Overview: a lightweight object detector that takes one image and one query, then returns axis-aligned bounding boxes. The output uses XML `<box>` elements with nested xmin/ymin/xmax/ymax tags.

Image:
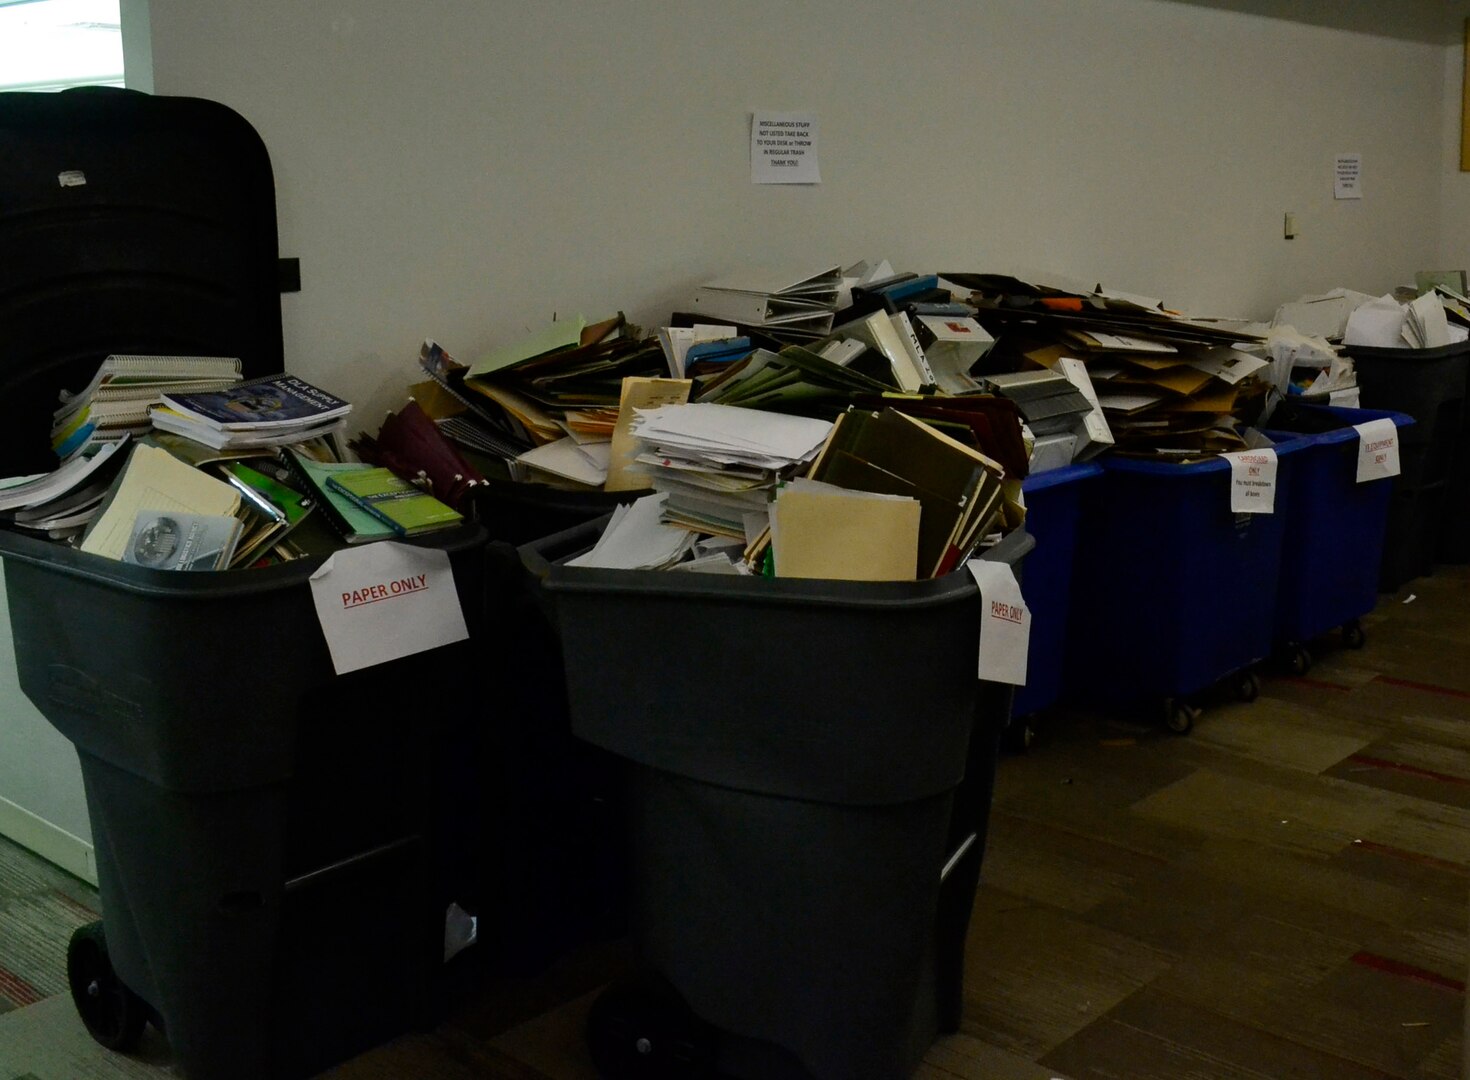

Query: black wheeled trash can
<box><xmin>532</xmin><ymin>528</ymin><xmax>1033</xmax><ymax>1080</ymax></box>
<box><xmin>0</xmin><ymin>524</ymin><xmax>487</xmax><ymax>1078</ymax></box>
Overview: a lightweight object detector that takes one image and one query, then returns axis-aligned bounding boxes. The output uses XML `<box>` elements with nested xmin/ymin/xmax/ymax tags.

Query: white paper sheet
<box><xmin>309</xmin><ymin>542</ymin><xmax>468</xmax><ymax>675</ymax></box>
<box><xmin>966</xmin><ymin>559</ymin><xmax>1030</xmax><ymax>686</ymax></box>
<box><xmin>1221</xmin><ymin>448</ymin><xmax>1278</xmax><ymax>514</ymax></box>
<box><xmin>1354</xmin><ymin>417</ymin><xmax>1401</xmax><ymax>482</ymax></box>
<box><xmin>750</xmin><ymin>112</ymin><xmax>821</xmax><ymax>184</ymax></box>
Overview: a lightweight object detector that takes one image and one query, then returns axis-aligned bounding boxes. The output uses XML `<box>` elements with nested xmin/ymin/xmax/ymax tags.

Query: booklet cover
<box><xmin>159</xmin><ymin>374</ymin><xmax>351</xmax><ymax>431</ymax></box>
<box><xmin>324</xmin><ymin>467</ymin><xmax>463</xmax><ymax>537</ymax></box>
<box><xmin>121</xmin><ymin>511</ymin><xmax>243</xmax><ymax>570</ymax></box>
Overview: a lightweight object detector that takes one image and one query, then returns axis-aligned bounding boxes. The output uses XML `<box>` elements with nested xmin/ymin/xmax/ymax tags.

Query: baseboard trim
<box><xmin>0</xmin><ymin>796</ymin><xmax>96</xmax><ymax>886</ymax></box>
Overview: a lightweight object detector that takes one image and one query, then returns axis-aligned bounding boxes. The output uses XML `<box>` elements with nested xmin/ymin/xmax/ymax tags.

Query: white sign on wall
<box><xmin>1334</xmin><ymin>153</ymin><xmax>1362</xmax><ymax>199</ymax></box>
<box><xmin>751</xmin><ymin>111</ymin><xmax>821</xmax><ymax>184</ymax></box>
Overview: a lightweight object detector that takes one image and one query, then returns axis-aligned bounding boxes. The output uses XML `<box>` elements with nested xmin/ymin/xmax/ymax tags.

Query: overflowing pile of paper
<box><xmin>412</xmin><ymin>318</ymin><xmax>668</xmax><ymax>486</ymax></box>
<box><xmin>769</xmin><ymin>406</ymin><xmax>1009</xmax><ymax>579</ymax></box>
<box><xmin>948</xmin><ymin>274</ymin><xmax>1274</xmax><ymax>461</ymax></box>
<box><xmin>1275</xmin><ymin>285</ymin><xmax>1470</xmax><ymax>349</ymax></box>
<box><xmin>628</xmin><ymin>402</ymin><xmax>832</xmax><ymax>541</ymax></box>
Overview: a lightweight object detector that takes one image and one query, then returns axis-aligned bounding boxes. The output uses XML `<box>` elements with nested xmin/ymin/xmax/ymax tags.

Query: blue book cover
<box><xmin>160</xmin><ymin>374</ymin><xmax>351</xmax><ymax>431</ymax></box>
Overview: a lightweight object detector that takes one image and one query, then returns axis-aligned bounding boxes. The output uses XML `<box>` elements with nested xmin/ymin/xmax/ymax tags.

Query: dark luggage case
<box><xmin>0</xmin><ymin>87</ymin><xmax>487</xmax><ymax>1078</ymax></box>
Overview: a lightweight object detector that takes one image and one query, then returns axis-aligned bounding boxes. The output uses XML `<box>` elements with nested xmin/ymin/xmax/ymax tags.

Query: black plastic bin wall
<box><xmin>1263</xmin><ymin>403</ymin><xmax>1414</xmax><ymax>668</ymax></box>
<box><xmin>537</xmin><ymin>529</ymin><xmax>1033</xmax><ymax>1080</ymax></box>
<box><xmin>471</xmin><ymin>480</ymin><xmax>651</xmax><ymax>545</ymax></box>
<box><xmin>0</xmin><ymin>87</ymin><xmax>285</xmax><ymax>476</ymax></box>
<box><xmin>1341</xmin><ymin>341</ymin><xmax>1469</xmax><ymax>585</ymax></box>
<box><xmin>1062</xmin><ymin>435</ymin><xmax>1308</xmax><ymax>729</ymax></box>
<box><xmin>0</xmin><ymin>525</ymin><xmax>487</xmax><ymax>1079</ymax></box>
<box><xmin>466</xmin><ymin>525</ymin><xmax>637</xmax><ymax>976</ymax></box>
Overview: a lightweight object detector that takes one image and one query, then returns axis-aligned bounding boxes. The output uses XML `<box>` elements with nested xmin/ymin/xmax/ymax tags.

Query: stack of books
<box><xmin>149</xmin><ymin>373</ymin><xmax>352</xmax><ymax>451</ymax></box>
<box><xmin>50</xmin><ymin>355</ymin><xmax>243</xmax><ymax>462</ymax></box>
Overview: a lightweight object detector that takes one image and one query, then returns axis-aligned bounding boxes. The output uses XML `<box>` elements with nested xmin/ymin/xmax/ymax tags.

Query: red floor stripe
<box><xmin>0</xmin><ymin>964</ymin><xmax>43</xmax><ymax>1007</ymax></box>
<box><xmin>1351</xmin><ymin>951</ymin><xmax>1466</xmax><ymax>994</ymax></box>
<box><xmin>1279</xmin><ymin>676</ymin><xmax>1351</xmax><ymax>692</ymax></box>
<box><xmin>1345</xmin><ymin>754</ymin><xmax>1470</xmax><ymax>788</ymax></box>
<box><xmin>1352</xmin><ymin>840</ymin><xmax>1470</xmax><ymax>876</ymax></box>
<box><xmin>1373</xmin><ymin>675</ymin><xmax>1470</xmax><ymax>701</ymax></box>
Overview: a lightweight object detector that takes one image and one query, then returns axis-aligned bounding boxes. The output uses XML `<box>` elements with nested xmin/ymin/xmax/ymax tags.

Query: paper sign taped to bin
<box><xmin>966</xmin><ymin>559</ymin><xmax>1029</xmax><ymax>686</ymax></box>
<box><xmin>309</xmin><ymin>542</ymin><xmax>468</xmax><ymax>674</ymax></box>
<box><xmin>1221</xmin><ymin>448</ymin><xmax>1277</xmax><ymax>514</ymax></box>
<box><xmin>1354</xmin><ymin>417</ymin><xmax>1400</xmax><ymax>483</ymax></box>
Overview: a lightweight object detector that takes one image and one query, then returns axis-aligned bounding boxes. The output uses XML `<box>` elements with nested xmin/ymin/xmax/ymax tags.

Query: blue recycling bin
<box><xmin>1012</xmin><ymin>462</ymin><xmax>1102</xmax><ymax>724</ymax></box>
<box><xmin>1264</xmin><ymin>404</ymin><xmax>1414</xmax><ymax>671</ymax></box>
<box><xmin>1062</xmin><ymin>434</ymin><xmax>1309</xmax><ymax>733</ymax></box>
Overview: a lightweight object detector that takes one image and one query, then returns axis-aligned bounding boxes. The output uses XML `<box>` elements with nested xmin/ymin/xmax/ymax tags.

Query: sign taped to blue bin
<box><xmin>966</xmin><ymin>558</ymin><xmax>1030</xmax><ymax>685</ymax></box>
<box><xmin>1353</xmin><ymin>417</ymin><xmax>1401</xmax><ymax>482</ymax></box>
<box><xmin>309</xmin><ymin>541</ymin><xmax>468</xmax><ymax>674</ymax></box>
<box><xmin>1221</xmin><ymin>448</ymin><xmax>1277</xmax><ymax>513</ymax></box>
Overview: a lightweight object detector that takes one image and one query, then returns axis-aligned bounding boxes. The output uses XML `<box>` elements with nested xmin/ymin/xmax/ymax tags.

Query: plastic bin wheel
<box><xmin>1280</xmin><ymin>644</ymin><xmax>1313</xmax><ymax>677</ymax></box>
<box><xmin>67</xmin><ymin>922</ymin><xmax>148</xmax><ymax>1051</ymax></box>
<box><xmin>1002</xmin><ymin>720</ymin><xmax>1034</xmax><ymax>754</ymax></box>
<box><xmin>586</xmin><ymin>973</ymin><xmax>713</xmax><ymax>1080</ymax></box>
<box><xmin>1164</xmin><ymin>700</ymin><xmax>1199</xmax><ymax>735</ymax></box>
<box><xmin>1234</xmin><ymin>671</ymin><xmax>1262</xmax><ymax>703</ymax></box>
<box><xmin>1342</xmin><ymin>619</ymin><xmax>1367</xmax><ymax>650</ymax></box>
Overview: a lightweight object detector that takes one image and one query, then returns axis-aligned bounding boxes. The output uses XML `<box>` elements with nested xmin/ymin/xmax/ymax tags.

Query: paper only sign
<box><xmin>309</xmin><ymin>542</ymin><xmax>468</xmax><ymax>675</ymax></box>
<box><xmin>966</xmin><ymin>559</ymin><xmax>1030</xmax><ymax>686</ymax></box>
<box><xmin>1353</xmin><ymin>417</ymin><xmax>1400</xmax><ymax>483</ymax></box>
<box><xmin>1221</xmin><ymin>447</ymin><xmax>1278</xmax><ymax>514</ymax></box>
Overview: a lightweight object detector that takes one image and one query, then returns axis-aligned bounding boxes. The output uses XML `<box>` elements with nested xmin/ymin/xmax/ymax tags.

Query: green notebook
<box><xmin>324</xmin><ymin>466</ymin><xmax>463</xmax><ymax>537</ymax></box>
<box><xmin>282</xmin><ymin>452</ymin><xmax>397</xmax><ymax>544</ymax></box>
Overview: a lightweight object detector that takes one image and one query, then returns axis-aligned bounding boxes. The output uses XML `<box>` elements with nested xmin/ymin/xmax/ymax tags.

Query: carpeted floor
<box><xmin>0</xmin><ymin>832</ymin><xmax>99</xmax><ymax>1015</ymax></box>
<box><xmin>0</xmin><ymin>568</ymin><xmax>1466</xmax><ymax>1079</ymax></box>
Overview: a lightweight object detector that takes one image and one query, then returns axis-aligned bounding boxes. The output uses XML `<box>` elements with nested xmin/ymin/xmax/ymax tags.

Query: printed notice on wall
<box><xmin>1334</xmin><ymin>153</ymin><xmax>1362</xmax><ymax>199</ymax></box>
<box><xmin>309</xmin><ymin>541</ymin><xmax>468</xmax><ymax>674</ymax></box>
<box><xmin>1221</xmin><ymin>448</ymin><xmax>1278</xmax><ymax>514</ymax></box>
<box><xmin>751</xmin><ymin>111</ymin><xmax>821</xmax><ymax>184</ymax></box>
<box><xmin>966</xmin><ymin>559</ymin><xmax>1030</xmax><ymax>686</ymax></box>
<box><xmin>1354</xmin><ymin>417</ymin><xmax>1401</xmax><ymax>482</ymax></box>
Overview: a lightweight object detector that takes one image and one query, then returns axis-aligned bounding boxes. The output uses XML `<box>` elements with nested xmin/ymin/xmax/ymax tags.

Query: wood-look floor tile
<box><xmin>1040</xmin><ymin>984</ymin><xmax>1408</xmax><ymax>1080</ymax></box>
<box><xmin>1129</xmin><ymin>767</ymin><xmax>1393</xmax><ymax>857</ymax></box>
<box><xmin>918</xmin><ymin>1032</ymin><xmax>1073</xmax><ymax>1079</ymax></box>
<box><xmin>960</xmin><ymin>888</ymin><xmax>1177</xmax><ymax>1058</ymax></box>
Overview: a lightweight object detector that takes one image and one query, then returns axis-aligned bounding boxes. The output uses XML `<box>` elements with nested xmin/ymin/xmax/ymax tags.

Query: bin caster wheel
<box><xmin>1164</xmin><ymin>701</ymin><xmax>1199</xmax><ymax>735</ymax></box>
<box><xmin>1003</xmin><ymin>721</ymin><xmax>1034</xmax><ymax>754</ymax></box>
<box><xmin>1342</xmin><ymin>620</ymin><xmax>1366</xmax><ymax>650</ymax></box>
<box><xmin>1235</xmin><ymin>671</ymin><xmax>1261</xmax><ymax>703</ymax></box>
<box><xmin>1284</xmin><ymin>645</ymin><xmax>1312</xmax><ymax>677</ymax></box>
<box><xmin>67</xmin><ymin>922</ymin><xmax>147</xmax><ymax>1052</ymax></box>
<box><xmin>586</xmin><ymin>974</ymin><xmax>713</xmax><ymax>1079</ymax></box>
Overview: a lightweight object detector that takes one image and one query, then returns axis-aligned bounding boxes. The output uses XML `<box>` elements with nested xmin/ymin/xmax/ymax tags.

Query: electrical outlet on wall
<box><xmin>1284</xmin><ymin>212</ymin><xmax>1297</xmax><ymax>240</ymax></box>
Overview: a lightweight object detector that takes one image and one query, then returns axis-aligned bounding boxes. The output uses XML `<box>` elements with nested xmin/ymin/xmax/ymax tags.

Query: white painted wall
<box><xmin>1</xmin><ymin>0</ymin><xmax>1464</xmax><ymax>868</ymax></box>
<box><xmin>0</xmin><ymin>576</ymin><xmax>93</xmax><ymax>848</ymax></box>
<box><xmin>140</xmin><ymin>0</ymin><xmax>1449</xmax><ymax>424</ymax></box>
<box><xmin>1441</xmin><ymin>45</ymin><xmax>1470</xmax><ymax>270</ymax></box>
